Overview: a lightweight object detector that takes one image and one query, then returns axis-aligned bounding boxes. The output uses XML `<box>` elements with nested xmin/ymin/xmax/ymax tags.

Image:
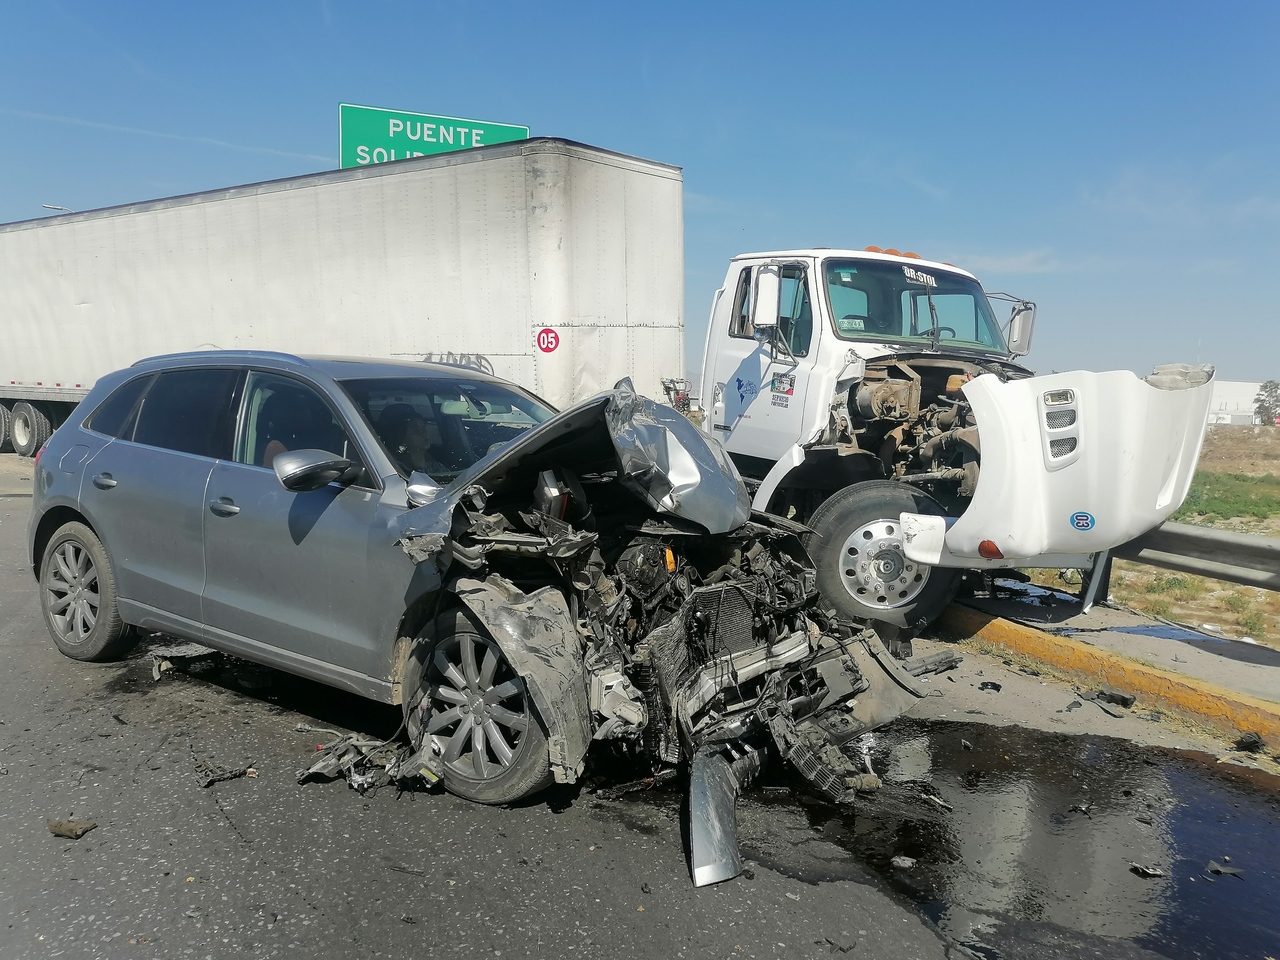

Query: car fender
<box><xmin>453</xmin><ymin>575</ymin><xmax>591</xmax><ymax>784</ymax></box>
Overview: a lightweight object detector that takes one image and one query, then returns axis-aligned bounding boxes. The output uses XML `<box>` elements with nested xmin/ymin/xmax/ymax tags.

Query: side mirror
<box><xmin>406</xmin><ymin>470</ymin><xmax>443</xmax><ymax>507</ymax></box>
<box><xmin>1007</xmin><ymin>302</ymin><xmax>1036</xmax><ymax>357</ymax></box>
<box><xmin>751</xmin><ymin>264</ymin><xmax>781</xmax><ymax>330</ymax></box>
<box><xmin>274</xmin><ymin>448</ymin><xmax>356</xmax><ymax>492</ymax></box>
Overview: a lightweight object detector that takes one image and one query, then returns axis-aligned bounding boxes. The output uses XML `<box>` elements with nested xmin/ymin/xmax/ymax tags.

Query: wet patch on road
<box><xmin>785</xmin><ymin>719</ymin><xmax>1280</xmax><ymax>960</ymax></box>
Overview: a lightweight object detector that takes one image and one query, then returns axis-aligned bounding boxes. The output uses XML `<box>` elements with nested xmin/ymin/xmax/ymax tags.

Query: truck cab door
<box><xmin>705</xmin><ymin>263</ymin><xmax>821</xmax><ymax>461</ymax></box>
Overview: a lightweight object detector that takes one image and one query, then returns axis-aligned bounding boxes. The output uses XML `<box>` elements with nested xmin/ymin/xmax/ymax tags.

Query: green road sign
<box><xmin>339</xmin><ymin>104</ymin><xmax>529</xmax><ymax>168</ymax></box>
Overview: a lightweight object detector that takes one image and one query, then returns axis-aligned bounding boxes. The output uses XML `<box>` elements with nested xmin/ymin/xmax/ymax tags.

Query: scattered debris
<box><xmin>1096</xmin><ymin>688</ymin><xmax>1137</xmax><ymax>709</ymax></box>
<box><xmin>641</xmin><ymin>882</ymin><xmax>651</xmax><ymax>894</ymax></box>
<box><xmin>1207</xmin><ymin>860</ymin><xmax>1243</xmax><ymax>877</ymax></box>
<box><xmin>1135</xmin><ymin>814</ymin><xmax>1155</xmax><ymax>825</ymax></box>
<box><xmin>1069</xmin><ymin>802</ymin><xmax>1094</xmax><ymax>817</ymax></box>
<box><xmin>1076</xmin><ymin>689</ymin><xmax>1126</xmax><ymax>718</ymax></box>
<box><xmin>1128</xmin><ymin>862</ymin><xmax>1164</xmax><ymax>878</ymax></box>
<box><xmin>1018</xmin><ymin>666</ymin><xmax>1041</xmax><ymax>677</ymax></box>
<box><xmin>1061</xmin><ymin>700</ymin><xmax>1083</xmax><ymax>713</ymax></box>
<box><xmin>1234</xmin><ymin>732</ymin><xmax>1265</xmax><ymax>753</ymax></box>
<box><xmin>961</xmin><ymin>739</ymin><xmax>973</xmax><ymax>751</ymax></box>
<box><xmin>595</xmin><ymin>769</ymin><xmax>679</xmax><ymax>800</ymax></box>
<box><xmin>47</xmin><ymin>818</ymin><xmax>97</xmax><ymax>839</ymax></box>
<box><xmin>110</xmin><ymin>714</ymin><xmax>128</xmax><ymax>725</ymax></box>
<box><xmin>890</xmin><ymin>855</ymin><xmax>917</xmax><ymax>869</ymax></box>
<box><xmin>194</xmin><ymin>761</ymin><xmax>256</xmax><ymax>788</ymax></box>
<box><xmin>149</xmin><ymin>642</ymin><xmax>220</xmax><ymax>680</ymax></box>
<box><xmin>977</xmin><ymin>681</ymin><xmax>1002</xmax><ymax>693</ymax></box>
<box><xmin>785</xmin><ymin>892</ymin><xmax>801</xmax><ymax>901</ymax></box>
<box><xmin>297</xmin><ymin>731</ymin><xmax>439</xmax><ymax>794</ymax></box>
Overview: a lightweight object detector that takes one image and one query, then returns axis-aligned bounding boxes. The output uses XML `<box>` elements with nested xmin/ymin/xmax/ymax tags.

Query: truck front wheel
<box><xmin>804</xmin><ymin>481</ymin><xmax>960</xmax><ymax>632</ymax></box>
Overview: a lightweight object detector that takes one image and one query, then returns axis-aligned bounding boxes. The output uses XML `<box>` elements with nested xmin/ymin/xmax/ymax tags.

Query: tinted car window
<box><xmin>87</xmin><ymin>374</ymin><xmax>154</xmax><ymax>439</ymax></box>
<box><xmin>235</xmin><ymin>371</ymin><xmax>370</xmax><ymax>484</ymax></box>
<box><xmin>131</xmin><ymin>369</ymin><xmax>241</xmax><ymax>458</ymax></box>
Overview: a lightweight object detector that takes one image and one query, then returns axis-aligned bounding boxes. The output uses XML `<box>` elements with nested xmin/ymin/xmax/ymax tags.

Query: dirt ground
<box><xmin>1196</xmin><ymin>422</ymin><xmax>1280</xmax><ymax>477</ymax></box>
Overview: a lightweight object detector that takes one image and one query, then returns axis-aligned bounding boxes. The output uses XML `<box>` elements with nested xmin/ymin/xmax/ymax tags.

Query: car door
<box><xmin>708</xmin><ymin>263</ymin><xmax>822</xmax><ymax>461</ymax></box>
<box><xmin>78</xmin><ymin>368</ymin><xmax>242</xmax><ymax>630</ymax></box>
<box><xmin>200</xmin><ymin>371</ymin><xmax>420</xmax><ymax>679</ymax></box>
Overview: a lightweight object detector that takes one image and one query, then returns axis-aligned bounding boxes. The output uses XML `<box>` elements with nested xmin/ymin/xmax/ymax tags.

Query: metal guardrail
<box><xmin>1112</xmin><ymin>521</ymin><xmax>1280</xmax><ymax>592</ymax></box>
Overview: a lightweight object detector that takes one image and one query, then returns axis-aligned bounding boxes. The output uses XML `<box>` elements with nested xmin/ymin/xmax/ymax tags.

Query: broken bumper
<box><xmin>902</xmin><ymin>364</ymin><xmax>1214</xmax><ymax>567</ymax></box>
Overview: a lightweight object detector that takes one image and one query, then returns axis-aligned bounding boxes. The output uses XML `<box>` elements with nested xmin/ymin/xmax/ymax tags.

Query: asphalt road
<box><xmin>3</xmin><ymin>453</ymin><xmax>1277</xmax><ymax>960</ymax></box>
<box><xmin>0</xmin><ymin>455</ymin><xmax>947</xmax><ymax>960</ymax></box>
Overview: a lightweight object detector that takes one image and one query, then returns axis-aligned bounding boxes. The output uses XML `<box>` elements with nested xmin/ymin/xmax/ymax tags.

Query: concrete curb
<box><xmin>938</xmin><ymin>605</ymin><xmax>1280</xmax><ymax>750</ymax></box>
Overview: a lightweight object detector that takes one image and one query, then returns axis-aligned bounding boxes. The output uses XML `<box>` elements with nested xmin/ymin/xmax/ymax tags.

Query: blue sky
<box><xmin>3</xmin><ymin>1</ymin><xmax>1278</xmax><ymax>383</ymax></box>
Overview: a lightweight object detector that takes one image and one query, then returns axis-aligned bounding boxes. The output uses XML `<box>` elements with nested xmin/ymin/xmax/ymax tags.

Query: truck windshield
<box><xmin>824</xmin><ymin>259</ymin><xmax>1008</xmax><ymax>352</ymax></box>
<box><xmin>339</xmin><ymin>376</ymin><xmax>556</xmax><ymax>482</ymax></box>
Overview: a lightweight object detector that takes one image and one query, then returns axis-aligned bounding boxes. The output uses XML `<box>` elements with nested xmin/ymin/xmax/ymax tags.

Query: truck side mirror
<box><xmin>1007</xmin><ymin>302</ymin><xmax>1036</xmax><ymax>356</ymax></box>
<box><xmin>751</xmin><ymin>264</ymin><xmax>781</xmax><ymax>330</ymax></box>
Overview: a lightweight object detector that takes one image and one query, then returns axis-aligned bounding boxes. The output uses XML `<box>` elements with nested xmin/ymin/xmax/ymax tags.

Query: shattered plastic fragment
<box><xmin>47</xmin><ymin>818</ymin><xmax>97</xmax><ymax>839</ymax></box>
<box><xmin>1207</xmin><ymin>860</ymin><xmax>1243</xmax><ymax>877</ymax></box>
<box><xmin>1128</xmin><ymin>862</ymin><xmax>1165</xmax><ymax>878</ymax></box>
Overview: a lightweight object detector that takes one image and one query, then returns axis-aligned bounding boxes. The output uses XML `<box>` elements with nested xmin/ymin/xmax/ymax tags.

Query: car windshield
<box><xmin>339</xmin><ymin>376</ymin><xmax>556</xmax><ymax>482</ymax></box>
<box><xmin>824</xmin><ymin>258</ymin><xmax>1008</xmax><ymax>353</ymax></box>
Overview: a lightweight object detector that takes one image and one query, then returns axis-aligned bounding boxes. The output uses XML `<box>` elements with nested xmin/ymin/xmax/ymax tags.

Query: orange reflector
<box><xmin>902</xmin><ymin>251</ymin><xmax>921</xmax><ymax>259</ymax></box>
<box><xmin>665</xmin><ymin>547</ymin><xmax>676</xmax><ymax>572</ymax></box>
<box><xmin>863</xmin><ymin>245</ymin><xmax>883</xmax><ymax>253</ymax></box>
<box><xmin>883</xmin><ymin>248</ymin><xmax>901</xmax><ymax>256</ymax></box>
<box><xmin>978</xmin><ymin>540</ymin><xmax>1004</xmax><ymax>559</ymax></box>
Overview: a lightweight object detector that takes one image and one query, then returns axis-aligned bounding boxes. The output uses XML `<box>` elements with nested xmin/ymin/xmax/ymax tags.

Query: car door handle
<box><xmin>92</xmin><ymin>473</ymin><xmax>117</xmax><ymax>490</ymax></box>
<box><xmin>209</xmin><ymin>497</ymin><xmax>240</xmax><ymax>517</ymax></box>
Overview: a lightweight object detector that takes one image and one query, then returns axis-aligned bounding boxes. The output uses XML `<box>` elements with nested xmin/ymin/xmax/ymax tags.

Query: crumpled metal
<box><xmin>605</xmin><ymin>378</ymin><xmax>751</xmax><ymax>535</ymax></box>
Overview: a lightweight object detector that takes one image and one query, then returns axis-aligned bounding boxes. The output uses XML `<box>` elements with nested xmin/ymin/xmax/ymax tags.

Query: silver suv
<box><xmin>30</xmin><ymin>351</ymin><xmax>936</xmax><ymax>884</ymax></box>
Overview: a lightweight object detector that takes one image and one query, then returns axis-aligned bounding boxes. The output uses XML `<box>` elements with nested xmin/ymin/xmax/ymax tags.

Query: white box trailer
<box><xmin>0</xmin><ymin>138</ymin><xmax>684</xmax><ymax>455</ymax></box>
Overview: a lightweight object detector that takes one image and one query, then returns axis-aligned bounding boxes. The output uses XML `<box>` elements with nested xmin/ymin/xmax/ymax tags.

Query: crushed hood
<box><xmin>401</xmin><ymin>380</ymin><xmax>751</xmax><ymax>537</ymax></box>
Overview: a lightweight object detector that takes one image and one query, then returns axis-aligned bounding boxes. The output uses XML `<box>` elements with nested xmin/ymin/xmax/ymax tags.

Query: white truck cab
<box><xmin>700</xmin><ymin>248</ymin><xmax>1213</xmax><ymax>632</ymax></box>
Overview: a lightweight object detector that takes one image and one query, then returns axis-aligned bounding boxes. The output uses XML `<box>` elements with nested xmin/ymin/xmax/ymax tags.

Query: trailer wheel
<box><xmin>804</xmin><ymin>481</ymin><xmax>960</xmax><ymax>632</ymax></box>
<box><xmin>0</xmin><ymin>403</ymin><xmax>11</xmax><ymax>454</ymax></box>
<box><xmin>11</xmin><ymin>402</ymin><xmax>52</xmax><ymax>458</ymax></box>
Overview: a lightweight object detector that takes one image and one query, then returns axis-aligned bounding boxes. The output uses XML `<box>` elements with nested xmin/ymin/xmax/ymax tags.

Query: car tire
<box><xmin>402</xmin><ymin>607</ymin><xmax>552</xmax><ymax>805</ymax></box>
<box><xmin>0</xmin><ymin>403</ymin><xmax>12</xmax><ymax>454</ymax></box>
<box><xmin>11</xmin><ymin>401</ymin><xmax>52</xmax><ymax>458</ymax></box>
<box><xmin>40</xmin><ymin>521</ymin><xmax>137</xmax><ymax>662</ymax></box>
<box><xmin>804</xmin><ymin>481</ymin><xmax>960</xmax><ymax>632</ymax></box>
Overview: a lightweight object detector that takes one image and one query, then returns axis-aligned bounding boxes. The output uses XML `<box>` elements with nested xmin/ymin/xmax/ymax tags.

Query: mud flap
<box><xmin>454</xmin><ymin>575</ymin><xmax>592</xmax><ymax>784</ymax></box>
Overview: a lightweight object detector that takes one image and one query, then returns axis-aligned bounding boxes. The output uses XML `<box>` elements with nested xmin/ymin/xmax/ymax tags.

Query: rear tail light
<box><xmin>33</xmin><ymin>443</ymin><xmax>46</xmax><ymax>470</ymax></box>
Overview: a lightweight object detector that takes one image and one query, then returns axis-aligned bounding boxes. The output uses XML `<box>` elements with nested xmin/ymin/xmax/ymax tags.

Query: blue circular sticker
<box><xmin>1070</xmin><ymin>512</ymin><xmax>1096</xmax><ymax>531</ymax></box>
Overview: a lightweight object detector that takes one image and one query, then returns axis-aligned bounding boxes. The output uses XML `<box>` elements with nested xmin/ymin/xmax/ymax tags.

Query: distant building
<box><xmin>1207</xmin><ymin>379</ymin><xmax>1263</xmax><ymax>425</ymax></box>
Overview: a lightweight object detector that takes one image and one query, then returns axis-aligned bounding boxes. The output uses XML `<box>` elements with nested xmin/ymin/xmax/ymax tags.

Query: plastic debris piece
<box><xmin>1207</xmin><ymin>860</ymin><xmax>1243</xmax><ymax>877</ymax></box>
<box><xmin>978</xmin><ymin>681</ymin><xmax>1001</xmax><ymax>693</ymax></box>
<box><xmin>1097</xmin><ymin>688</ymin><xmax>1137</xmax><ymax>709</ymax></box>
<box><xmin>195</xmin><ymin>762</ymin><xmax>255</xmax><ymax>788</ymax></box>
<box><xmin>785</xmin><ymin>892</ymin><xmax>801</xmax><ymax>901</ymax></box>
<box><xmin>1128</xmin><ymin>862</ymin><xmax>1164</xmax><ymax>878</ymax></box>
<box><xmin>891</xmin><ymin>856</ymin><xmax>917</xmax><ymax>869</ymax></box>
<box><xmin>48</xmin><ymin>818</ymin><xmax>97</xmax><ymax>839</ymax></box>
<box><xmin>961</xmin><ymin>739</ymin><xmax>974</xmax><ymax>751</ymax></box>
<box><xmin>1234</xmin><ymin>732</ymin><xmax>1264</xmax><ymax>753</ymax></box>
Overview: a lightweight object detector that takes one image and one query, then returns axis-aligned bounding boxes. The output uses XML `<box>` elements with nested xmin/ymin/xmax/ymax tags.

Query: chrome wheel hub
<box><xmin>838</xmin><ymin>518</ymin><xmax>930</xmax><ymax>609</ymax></box>
<box><xmin>423</xmin><ymin>633</ymin><xmax>531</xmax><ymax>781</ymax></box>
<box><xmin>45</xmin><ymin>541</ymin><xmax>100</xmax><ymax>643</ymax></box>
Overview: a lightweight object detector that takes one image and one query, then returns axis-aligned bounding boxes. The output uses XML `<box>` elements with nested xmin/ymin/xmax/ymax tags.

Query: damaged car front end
<box><xmin>396</xmin><ymin>380</ymin><xmax>952</xmax><ymax>884</ymax></box>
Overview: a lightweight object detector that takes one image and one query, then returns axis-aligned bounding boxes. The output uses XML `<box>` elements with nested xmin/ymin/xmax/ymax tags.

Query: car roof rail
<box><xmin>131</xmin><ymin>349</ymin><xmax>309</xmax><ymax>367</ymax></box>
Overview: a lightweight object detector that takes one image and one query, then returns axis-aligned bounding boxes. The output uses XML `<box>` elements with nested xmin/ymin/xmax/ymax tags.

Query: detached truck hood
<box><xmin>901</xmin><ymin>364</ymin><xmax>1214</xmax><ymax>567</ymax></box>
